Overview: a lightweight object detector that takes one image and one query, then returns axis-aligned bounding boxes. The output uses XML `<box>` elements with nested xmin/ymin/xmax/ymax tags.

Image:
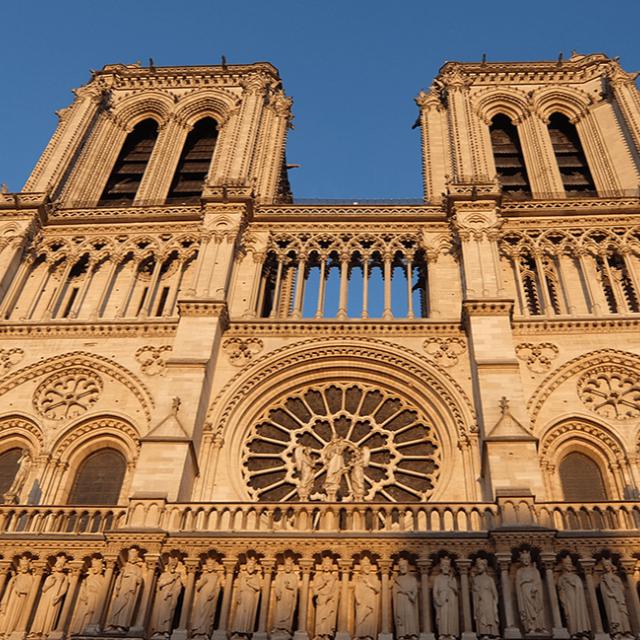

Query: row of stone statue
<box><xmin>0</xmin><ymin>547</ymin><xmax>637</xmax><ymax>640</ymax></box>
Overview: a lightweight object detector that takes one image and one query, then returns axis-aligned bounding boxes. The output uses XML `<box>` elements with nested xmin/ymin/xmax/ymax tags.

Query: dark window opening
<box><xmin>548</xmin><ymin>113</ymin><xmax>596</xmax><ymax>197</ymax></box>
<box><xmin>99</xmin><ymin>119</ymin><xmax>159</xmax><ymax>206</ymax></box>
<box><xmin>155</xmin><ymin>286</ymin><xmax>170</xmax><ymax>316</ymax></box>
<box><xmin>490</xmin><ymin>114</ymin><xmax>531</xmax><ymax>199</ymax></box>
<box><xmin>68</xmin><ymin>448</ymin><xmax>126</xmax><ymax>505</ymax></box>
<box><xmin>0</xmin><ymin>448</ymin><xmax>23</xmax><ymax>496</ymax></box>
<box><xmin>166</xmin><ymin>117</ymin><xmax>218</xmax><ymax>203</ymax></box>
<box><xmin>559</xmin><ymin>451</ymin><xmax>607</xmax><ymax>501</ymax></box>
<box><xmin>62</xmin><ymin>288</ymin><xmax>79</xmax><ymax>318</ymax></box>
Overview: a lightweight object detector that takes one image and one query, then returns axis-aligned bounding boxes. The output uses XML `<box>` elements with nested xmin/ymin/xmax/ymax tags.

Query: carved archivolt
<box><xmin>0</xmin><ymin>351</ymin><xmax>154</xmax><ymax>426</ymax></box>
<box><xmin>527</xmin><ymin>349</ymin><xmax>640</xmax><ymax>429</ymax></box>
<box><xmin>242</xmin><ymin>382</ymin><xmax>441</xmax><ymax>502</ymax></box>
<box><xmin>0</xmin><ymin>416</ymin><xmax>44</xmax><ymax>454</ymax></box>
<box><xmin>515</xmin><ymin>342</ymin><xmax>559</xmax><ymax>374</ymax></box>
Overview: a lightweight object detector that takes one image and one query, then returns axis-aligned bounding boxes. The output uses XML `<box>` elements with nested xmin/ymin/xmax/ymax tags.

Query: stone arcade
<box><xmin>0</xmin><ymin>52</ymin><xmax>639</xmax><ymax>640</ymax></box>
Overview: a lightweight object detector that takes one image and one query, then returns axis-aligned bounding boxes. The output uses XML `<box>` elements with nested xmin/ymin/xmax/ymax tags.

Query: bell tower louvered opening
<box><xmin>489</xmin><ymin>114</ymin><xmax>531</xmax><ymax>199</ymax></box>
<box><xmin>99</xmin><ymin>119</ymin><xmax>159</xmax><ymax>206</ymax></box>
<box><xmin>559</xmin><ymin>451</ymin><xmax>607</xmax><ymax>501</ymax></box>
<box><xmin>166</xmin><ymin>117</ymin><xmax>218</xmax><ymax>203</ymax></box>
<box><xmin>548</xmin><ymin>113</ymin><xmax>596</xmax><ymax>197</ymax></box>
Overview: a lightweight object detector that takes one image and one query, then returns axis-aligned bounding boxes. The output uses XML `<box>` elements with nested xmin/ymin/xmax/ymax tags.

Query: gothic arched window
<box><xmin>67</xmin><ymin>448</ymin><xmax>126</xmax><ymax>505</ymax></box>
<box><xmin>0</xmin><ymin>448</ymin><xmax>23</xmax><ymax>496</ymax></box>
<box><xmin>548</xmin><ymin>113</ymin><xmax>596</xmax><ymax>197</ymax></box>
<box><xmin>99</xmin><ymin>119</ymin><xmax>159</xmax><ymax>205</ymax></box>
<box><xmin>490</xmin><ymin>114</ymin><xmax>531</xmax><ymax>198</ymax></box>
<box><xmin>167</xmin><ymin>117</ymin><xmax>218</xmax><ymax>203</ymax></box>
<box><xmin>559</xmin><ymin>451</ymin><xmax>607</xmax><ymax>501</ymax></box>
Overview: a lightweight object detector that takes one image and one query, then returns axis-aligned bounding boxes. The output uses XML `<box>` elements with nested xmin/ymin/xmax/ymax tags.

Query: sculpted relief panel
<box><xmin>242</xmin><ymin>383</ymin><xmax>441</xmax><ymax>502</ymax></box>
<box><xmin>32</xmin><ymin>368</ymin><xmax>102</xmax><ymax>421</ymax></box>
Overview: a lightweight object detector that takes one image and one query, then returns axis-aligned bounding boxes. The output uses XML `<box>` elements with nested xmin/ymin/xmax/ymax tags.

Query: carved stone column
<box><xmin>171</xmin><ymin>559</ymin><xmax>198</xmax><ymax>640</ymax></box>
<box><xmin>496</xmin><ymin>554</ymin><xmax>521</xmax><ymax>639</ymax></box>
<box><xmin>14</xmin><ymin>561</ymin><xmax>46</xmax><ymax>638</ymax></box>
<box><xmin>578</xmin><ymin>559</ymin><xmax>609</xmax><ymax>640</ymax></box>
<box><xmin>131</xmin><ymin>554</ymin><xmax>159</xmax><ymax>636</ymax></box>
<box><xmin>254</xmin><ymin>558</ymin><xmax>275</xmax><ymax>640</ymax></box>
<box><xmin>212</xmin><ymin>559</ymin><xmax>236</xmax><ymax>640</ymax></box>
<box><xmin>621</xmin><ymin>558</ymin><xmax>640</xmax><ymax>633</ymax></box>
<box><xmin>378</xmin><ymin>559</ymin><xmax>393</xmax><ymax>640</ymax></box>
<box><xmin>458</xmin><ymin>560</ymin><xmax>476</xmax><ymax>640</ymax></box>
<box><xmin>335</xmin><ymin>560</ymin><xmax>351</xmax><ymax>640</ymax></box>
<box><xmin>294</xmin><ymin>558</ymin><xmax>313</xmax><ymax>640</ymax></box>
<box><xmin>49</xmin><ymin>560</ymin><xmax>84</xmax><ymax>640</ymax></box>
<box><xmin>94</xmin><ymin>556</ymin><xmax>118</xmax><ymax>633</ymax></box>
<box><xmin>541</xmin><ymin>554</ymin><xmax>569</xmax><ymax>639</ymax></box>
<box><xmin>417</xmin><ymin>557</ymin><xmax>435</xmax><ymax>640</ymax></box>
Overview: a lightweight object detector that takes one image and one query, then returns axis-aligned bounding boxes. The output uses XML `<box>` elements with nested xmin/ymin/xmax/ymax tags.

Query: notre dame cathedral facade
<box><xmin>0</xmin><ymin>51</ymin><xmax>639</xmax><ymax>640</ymax></box>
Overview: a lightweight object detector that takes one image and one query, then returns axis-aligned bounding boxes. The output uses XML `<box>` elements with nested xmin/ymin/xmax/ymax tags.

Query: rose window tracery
<box><xmin>33</xmin><ymin>368</ymin><xmax>103</xmax><ymax>420</ymax></box>
<box><xmin>242</xmin><ymin>383</ymin><xmax>441</xmax><ymax>502</ymax></box>
<box><xmin>577</xmin><ymin>367</ymin><xmax>640</xmax><ymax>420</ymax></box>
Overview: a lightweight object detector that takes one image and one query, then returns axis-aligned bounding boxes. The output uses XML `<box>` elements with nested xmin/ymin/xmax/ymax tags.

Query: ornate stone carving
<box><xmin>515</xmin><ymin>342</ymin><xmax>559</xmax><ymax>374</ymax></box>
<box><xmin>243</xmin><ymin>383</ymin><xmax>441</xmax><ymax>502</ymax></box>
<box><xmin>392</xmin><ymin>558</ymin><xmax>419</xmax><ymax>640</ymax></box>
<box><xmin>222</xmin><ymin>337</ymin><xmax>264</xmax><ymax>367</ymax></box>
<box><xmin>471</xmin><ymin>556</ymin><xmax>499</xmax><ymax>638</ymax></box>
<box><xmin>69</xmin><ymin>556</ymin><xmax>106</xmax><ymax>635</ymax></box>
<box><xmin>4</xmin><ymin>449</ymin><xmax>32</xmax><ymax>503</ymax></box>
<box><xmin>191</xmin><ymin>557</ymin><xmax>223</xmax><ymax>640</ymax></box>
<box><xmin>150</xmin><ymin>555</ymin><xmax>186</xmax><ymax>639</ymax></box>
<box><xmin>311</xmin><ymin>557</ymin><xmax>339</xmax><ymax>640</ymax></box>
<box><xmin>33</xmin><ymin>367</ymin><xmax>102</xmax><ymax>421</ymax></box>
<box><xmin>577</xmin><ymin>366</ymin><xmax>640</xmax><ymax>420</ymax></box>
<box><xmin>514</xmin><ymin>550</ymin><xmax>546</xmax><ymax>634</ymax></box>
<box><xmin>229</xmin><ymin>557</ymin><xmax>262</xmax><ymax>639</ymax></box>
<box><xmin>599</xmin><ymin>557</ymin><xmax>632</xmax><ymax>637</ymax></box>
<box><xmin>432</xmin><ymin>555</ymin><xmax>459</xmax><ymax>640</ymax></box>
<box><xmin>556</xmin><ymin>554</ymin><xmax>590</xmax><ymax>637</ymax></box>
<box><xmin>353</xmin><ymin>557</ymin><xmax>380</xmax><ymax>640</ymax></box>
<box><xmin>0</xmin><ymin>348</ymin><xmax>24</xmax><ymax>376</ymax></box>
<box><xmin>0</xmin><ymin>554</ymin><xmax>35</xmax><ymax>634</ymax></box>
<box><xmin>135</xmin><ymin>345</ymin><xmax>172</xmax><ymax>376</ymax></box>
<box><xmin>423</xmin><ymin>337</ymin><xmax>466</xmax><ymax>367</ymax></box>
<box><xmin>271</xmin><ymin>557</ymin><xmax>300</xmax><ymax>640</ymax></box>
<box><xmin>30</xmin><ymin>554</ymin><xmax>69</xmax><ymax>636</ymax></box>
<box><xmin>106</xmin><ymin>547</ymin><xmax>145</xmax><ymax>633</ymax></box>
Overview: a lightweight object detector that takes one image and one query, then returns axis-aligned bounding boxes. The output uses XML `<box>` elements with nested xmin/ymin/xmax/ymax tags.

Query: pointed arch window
<box><xmin>99</xmin><ymin>119</ymin><xmax>159</xmax><ymax>205</ymax></box>
<box><xmin>0</xmin><ymin>448</ymin><xmax>23</xmax><ymax>496</ymax></box>
<box><xmin>167</xmin><ymin>117</ymin><xmax>218</xmax><ymax>203</ymax></box>
<box><xmin>548</xmin><ymin>113</ymin><xmax>596</xmax><ymax>197</ymax></box>
<box><xmin>67</xmin><ymin>448</ymin><xmax>126</xmax><ymax>505</ymax></box>
<box><xmin>559</xmin><ymin>451</ymin><xmax>607</xmax><ymax>501</ymax></box>
<box><xmin>489</xmin><ymin>114</ymin><xmax>531</xmax><ymax>199</ymax></box>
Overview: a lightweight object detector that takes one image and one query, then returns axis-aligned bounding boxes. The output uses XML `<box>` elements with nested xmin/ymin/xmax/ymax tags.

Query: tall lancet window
<box><xmin>99</xmin><ymin>119</ymin><xmax>159</xmax><ymax>205</ymax></box>
<box><xmin>489</xmin><ymin>114</ymin><xmax>531</xmax><ymax>199</ymax></box>
<box><xmin>548</xmin><ymin>113</ymin><xmax>596</xmax><ymax>197</ymax></box>
<box><xmin>167</xmin><ymin>117</ymin><xmax>218</xmax><ymax>203</ymax></box>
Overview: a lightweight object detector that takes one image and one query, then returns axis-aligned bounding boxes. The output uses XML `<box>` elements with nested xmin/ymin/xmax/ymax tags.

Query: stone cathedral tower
<box><xmin>0</xmin><ymin>53</ymin><xmax>639</xmax><ymax>640</ymax></box>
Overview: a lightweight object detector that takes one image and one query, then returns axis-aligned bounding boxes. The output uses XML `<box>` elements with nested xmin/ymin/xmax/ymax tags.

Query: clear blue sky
<box><xmin>1</xmin><ymin>0</ymin><xmax>639</xmax><ymax>198</ymax></box>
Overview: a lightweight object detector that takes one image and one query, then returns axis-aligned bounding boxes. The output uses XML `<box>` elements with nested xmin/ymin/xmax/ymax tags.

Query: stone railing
<box><xmin>0</xmin><ymin>499</ymin><xmax>639</xmax><ymax>536</ymax></box>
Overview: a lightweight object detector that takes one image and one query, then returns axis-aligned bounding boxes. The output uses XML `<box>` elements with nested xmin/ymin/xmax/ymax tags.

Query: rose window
<box><xmin>577</xmin><ymin>367</ymin><xmax>640</xmax><ymax>420</ymax></box>
<box><xmin>33</xmin><ymin>368</ymin><xmax>103</xmax><ymax>421</ymax></box>
<box><xmin>242</xmin><ymin>383</ymin><xmax>441</xmax><ymax>502</ymax></box>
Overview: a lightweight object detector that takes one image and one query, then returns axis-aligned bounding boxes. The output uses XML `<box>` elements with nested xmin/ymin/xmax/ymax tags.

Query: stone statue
<box><xmin>271</xmin><ymin>557</ymin><xmax>300</xmax><ymax>640</ymax></box>
<box><xmin>106</xmin><ymin>547</ymin><xmax>145</xmax><ymax>633</ymax></box>
<box><xmin>349</xmin><ymin>447</ymin><xmax>370</xmax><ymax>501</ymax></box>
<box><xmin>391</xmin><ymin>558</ymin><xmax>419</xmax><ymax>640</ymax></box>
<box><xmin>294</xmin><ymin>446</ymin><xmax>317</xmax><ymax>501</ymax></box>
<box><xmin>70</xmin><ymin>556</ymin><xmax>106</xmax><ymax>635</ymax></box>
<box><xmin>514</xmin><ymin>550</ymin><xmax>546</xmax><ymax>634</ymax></box>
<box><xmin>311</xmin><ymin>557</ymin><xmax>339</xmax><ymax>640</ymax></box>
<box><xmin>5</xmin><ymin>450</ymin><xmax>31</xmax><ymax>502</ymax></box>
<box><xmin>353</xmin><ymin>557</ymin><xmax>380</xmax><ymax>640</ymax></box>
<box><xmin>600</xmin><ymin>558</ymin><xmax>632</xmax><ymax>636</ymax></box>
<box><xmin>230</xmin><ymin>557</ymin><xmax>262</xmax><ymax>639</ymax></box>
<box><xmin>322</xmin><ymin>439</ymin><xmax>349</xmax><ymax>501</ymax></box>
<box><xmin>191</xmin><ymin>557</ymin><xmax>224</xmax><ymax>640</ymax></box>
<box><xmin>471</xmin><ymin>557</ymin><xmax>499</xmax><ymax>638</ymax></box>
<box><xmin>30</xmin><ymin>555</ymin><xmax>69</xmax><ymax>637</ymax></box>
<box><xmin>0</xmin><ymin>555</ymin><xmax>35</xmax><ymax>634</ymax></box>
<box><xmin>150</xmin><ymin>556</ymin><xmax>186</xmax><ymax>639</ymax></box>
<box><xmin>432</xmin><ymin>555</ymin><xmax>459</xmax><ymax>640</ymax></box>
<box><xmin>556</xmin><ymin>556</ymin><xmax>590</xmax><ymax>637</ymax></box>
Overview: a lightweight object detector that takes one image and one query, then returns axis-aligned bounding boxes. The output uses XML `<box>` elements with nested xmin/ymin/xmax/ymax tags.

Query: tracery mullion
<box><xmin>269</xmin><ymin>255</ymin><xmax>284</xmax><ymax>319</ymax></box>
<box><xmin>140</xmin><ymin>256</ymin><xmax>163</xmax><ymax>318</ymax></box>
<box><xmin>314</xmin><ymin>257</ymin><xmax>327</xmax><ymax>319</ymax></box>
<box><xmin>383</xmin><ymin>252</ymin><xmax>393</xmax><ymax>320</ymax></box>
<box><xmin>68</xmin><ymin>257</ymin><xmax>97</xmax><ymax>318</ymax></box>
<box><xmin>46</xmin><ymin>258</ymin><xmax>75</xmax><ymax>319</ymax></box>
<box><xmin>406</xmin><ymin>254</ymin><xmax>415</xmax><ymax>319</ymax></box>
<box><xmin>117</xmin><ymin>256</ymin><xmax>141</xmax><ymax>318</ymax></box>
<box><xmin>0</xmin><ymin>253</ymin><xmax>36</xmax><ymax>319</ymax></box>
<box><xmin>165</xmin><ymin>255</ymin><xmax>191</xmax><ymax>317</ymax></box>
<box><xmin>600</xmin><ymin>252</ymin><xmax>622</xmax><ymax>313</ymax></box>
<box><xmin>576</xmin><ymin>251</ymin><xmax>601</xmax><ymax>315</ymax></box>
<box><xmin>621</xmin><ymin>251</ymin><xmax>640</xmax><ymax>312</ymax></box>
<box><xmin>511</xmin><ymin>254</ymin><xmax>529</xmax><ymax>316</ymax></box>
<box><xmin>361</xmin><ymin>255</ymin><xmax>370</xmax><ymax>319</ymax></box>
<box><xmin>91</xmin><ymin>258</ymin><xmax>119</xmax><ymax>319</ymax></box>
<box><xmin>23</xmin><ymin>259</ymin><xmax>52</xmax><ymax>320</ymax></box>
<box><xmin>533</xmin><ymin>252</ymin><xmax>554</xmax><ymax>316</ymax></box>
<box><xmin>337</xmin><ymin>253</ymin><xmax>349</xmax><ymax>320</ymax></box>
<box><xmin>291</xmin><ymin>254</ymin><xmax>307</xmax><ymax>319</ymax></box>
